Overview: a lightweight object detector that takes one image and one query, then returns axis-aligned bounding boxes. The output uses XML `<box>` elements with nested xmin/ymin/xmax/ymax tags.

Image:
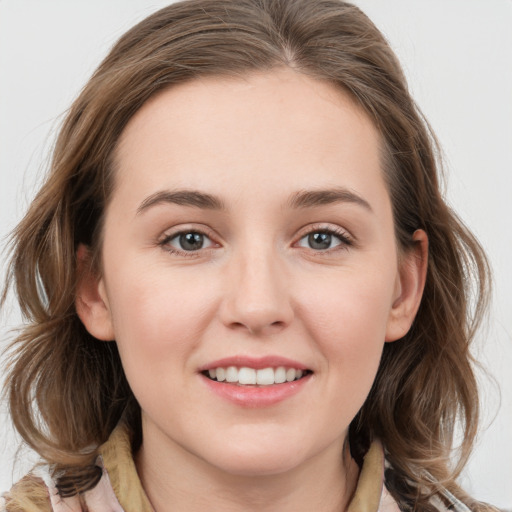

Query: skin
<box><xmin>77</xmin><ymin>68</ymin><xmax>427</xmax><ymax>512</ymax></box>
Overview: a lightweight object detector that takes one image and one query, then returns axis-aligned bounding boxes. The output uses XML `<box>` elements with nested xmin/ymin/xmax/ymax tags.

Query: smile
<box><xmin>203</xmin><ymin>366</ymin><xmax>311</xmax><ymax>386</ymax></box>
<box><xmin>199</xmin><ymin>356</ymin><xmax>313</xmax><ymax>406</ymax></box>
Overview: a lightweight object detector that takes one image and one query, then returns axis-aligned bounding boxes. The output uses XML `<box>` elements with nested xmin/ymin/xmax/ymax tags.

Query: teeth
<box><xmin>226</xmin><ymin>366</ymin><xmax>238</xmax><ymax>383</ymax></box>
<box><xmin>205</xmin><ymin>366</ymin><xmax>307</xmax><ymax>385</ymax></box>
<box><xmin>274</xmin><ymin>366</ymin><xmax>286</xmax><ymax>384</ymax></box>
<box><xmin>256</xmin><ymin>368</ymin><xmax>274</xmax><ymax>385</ymax></box>
<box><xmin>286</xmin><ymin>368</ymin><xmax>296</xmax><ymax>382</ymax></box>
<box><xmin>238</xmin><ymin>367</ymin><xmax>256</xmax><ymax>385</ymax></box>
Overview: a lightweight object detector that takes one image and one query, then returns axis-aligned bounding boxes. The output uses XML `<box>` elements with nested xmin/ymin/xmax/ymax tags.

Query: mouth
<box><xmin>201</xmin><ymin>366</ymin><xmax>313</xmax><ymax>386</ymax></box>
<box><xmin>199</xmin><ymin>358</ymin><xmax>313</xmax><ymax>407</ymax></box>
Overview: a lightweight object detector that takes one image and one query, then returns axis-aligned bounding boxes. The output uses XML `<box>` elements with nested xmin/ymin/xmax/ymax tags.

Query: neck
<box><xmin>135</xmin><ymin>424</ymin><xmax>359</xmax><ymax>512</ymax></box>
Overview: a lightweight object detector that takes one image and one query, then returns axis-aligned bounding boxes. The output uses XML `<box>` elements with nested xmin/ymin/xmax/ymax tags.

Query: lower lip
<box><xmin>200</xmin><ymin>374</ymin><xmax>312</xmax><ymax>408</ymax></box>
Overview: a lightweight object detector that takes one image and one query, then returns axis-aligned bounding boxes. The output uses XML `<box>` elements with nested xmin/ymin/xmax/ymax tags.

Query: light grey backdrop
<box><xmin>1</xmin><ymin>0</ymin><xmax>511</xmax><ymax>507</ymax></box>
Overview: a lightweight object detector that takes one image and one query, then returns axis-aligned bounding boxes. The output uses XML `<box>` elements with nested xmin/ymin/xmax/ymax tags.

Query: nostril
<box><xmin>229</xmin><ymin>321</ymin><xmax>250</xmax><ymax>332</ymax></box>
<box><xmin>226</xmin><ymin>320</ymin><xmax>286</xmax><ymax>335</ymax></box>
<box><xmin>248</xmin><ymin>320</ymin><xmax>287</xmax><ymax>335</ymax></box>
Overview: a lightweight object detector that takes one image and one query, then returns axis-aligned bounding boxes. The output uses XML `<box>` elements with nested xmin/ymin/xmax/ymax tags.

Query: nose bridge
<box><xmin>221</xmin><ymin>238</ymin><xmax>293</xmax><ymax>334</ymax></box>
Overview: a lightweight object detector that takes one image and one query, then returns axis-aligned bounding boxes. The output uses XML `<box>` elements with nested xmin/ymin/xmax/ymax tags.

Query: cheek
<box><xmin>297</xmin><ymin>263</ymin><xmax>396</xmax><ymax>388</ymax></box>
<box><xmin>103</xmin><ymin>270</ymin><xmax>220</xmax><ymax>419</ymax></box>
<box><xmin>103</xmin><ymin>261</ymin><xmax>218</xmax><ymax>372</ymax></box>
<box><xmin>300</xmin><ymin>263</ymin><xmax>396</xmax><ymax>337</ymax></box>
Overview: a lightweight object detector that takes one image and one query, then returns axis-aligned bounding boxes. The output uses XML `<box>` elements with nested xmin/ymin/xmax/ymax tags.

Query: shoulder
<box><xmin>1</xmin><ymin>471</ymin><xmax>52</xmax><ymax>512</ymax></box>
<box><xmin>3</xmin><ymin>461</ymin><xmax>126</xmax><ymax>512</ymax></box>
<box><xmin>1</xmin><ymin>423</ymin><xmax>139</xmax><ymax>512</ymax></box>
<box><xmin>383</xmin><ymin>465</ymin><xmax>497</xmax><ymax>512</ymax></box>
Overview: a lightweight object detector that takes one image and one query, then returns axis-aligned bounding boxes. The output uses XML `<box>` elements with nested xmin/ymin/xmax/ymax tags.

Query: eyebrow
<box><xmin>287</xmin><ymin>187</ymin><xmax>373</xmax><ymax>212</ymax></box>
<box><xmin>136</xmin><ymin>186</ymin><xmax>372</xmax><ymax>215</ymax></box>
<box><xmin>136</xmin><ymin>189</ymin><xmax>226</xmax><ymax>215</ymax></box>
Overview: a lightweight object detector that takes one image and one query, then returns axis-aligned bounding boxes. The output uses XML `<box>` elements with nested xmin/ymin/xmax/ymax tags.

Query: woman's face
<box><xmin>78</xmin><ymin>68</ymin><xmax>425</xmax><ymax>477</ymax></box>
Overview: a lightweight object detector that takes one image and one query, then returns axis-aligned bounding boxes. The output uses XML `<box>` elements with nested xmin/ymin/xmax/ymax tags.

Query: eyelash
<box><xmin>158</xmin><ymin>228</ymin><xmax>217</xmax><ymax>258</ymax></box>
<box><xmin>295</xmin><ymin>225</ymin><xmax>354</xmax><ymax>253</ymax></box>
<box><xmin>158</xmin><ymin>225</ymin><xmax>354</xmax><ymax>257</ymax></box>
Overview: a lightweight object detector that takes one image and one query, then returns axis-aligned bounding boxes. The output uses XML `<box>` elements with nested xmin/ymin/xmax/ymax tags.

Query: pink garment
<box><xmin>2</xmin><ymin>425</ymin><xmax>469</xmax><ymax>512</ymax></box>
<box><xmin>33</xmin><ymin>458</ymin><xmax>124</xmax><ymax>512</ymax></box>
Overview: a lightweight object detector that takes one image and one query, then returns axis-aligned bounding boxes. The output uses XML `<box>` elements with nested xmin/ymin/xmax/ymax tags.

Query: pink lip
<box><xmin>200</xmin><ymin>373</ymin><xmax>312</xmax><ymax>408</ymax></box>
<box><xmin>198</xmin><ymin>355</ymin><xmax>312</xmax><ymax>408</ymax></box>
<box><xmin>198</xmin><ymin>355</ymin><xmax>310</xmax><ymax>372</ymax></box>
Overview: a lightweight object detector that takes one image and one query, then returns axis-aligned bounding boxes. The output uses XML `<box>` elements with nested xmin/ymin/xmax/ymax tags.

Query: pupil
<box><xmin>309</xmin><ymin>232</ymin><xmax>331</xmax><ymax>250</ymax></box>
<box><xmin>180</xmin><ymin>232</ymin><xmax>204</xmax><ymax>251</ymax></box>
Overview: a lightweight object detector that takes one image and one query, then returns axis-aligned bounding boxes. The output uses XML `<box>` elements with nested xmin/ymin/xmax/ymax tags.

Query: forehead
<box><xmin>112</xmin><ymin>68</ymin><xmax>387</xmax><ymax>214</ymax></box>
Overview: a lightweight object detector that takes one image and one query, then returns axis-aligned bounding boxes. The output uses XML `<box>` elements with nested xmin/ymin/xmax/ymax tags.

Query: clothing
<box><xmin>1</xmin><ymin>424</ymin><xmax>471</xmax><ymax>512</ymax></box>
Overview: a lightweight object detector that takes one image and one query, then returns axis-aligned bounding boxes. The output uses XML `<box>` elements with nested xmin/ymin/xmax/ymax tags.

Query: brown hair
<box><xmin>2</xmin><ymin>0</ymin><xmax>491</xmax><ymax>509</ymax></box>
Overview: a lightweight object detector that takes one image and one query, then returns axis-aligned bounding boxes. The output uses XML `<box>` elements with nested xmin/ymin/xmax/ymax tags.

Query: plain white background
<box><xmin>0</xmin><ymin>0</ymin><xmax>511</xmax><ymax>507</ymax></box>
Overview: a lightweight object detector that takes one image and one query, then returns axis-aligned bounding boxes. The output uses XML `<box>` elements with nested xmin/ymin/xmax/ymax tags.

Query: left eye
<box><xmin>165</xmin><ymin>231</ymin><xmax>214</xmax><ymax>252</ymax></box>
<box><xmin>297</xmin><ymin>231</ymin><xmax>347</xmax><ymax>251</ymax></box>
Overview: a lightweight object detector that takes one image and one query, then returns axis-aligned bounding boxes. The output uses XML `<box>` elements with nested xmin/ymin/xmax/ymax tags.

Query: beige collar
<box><xmin>99</xmin><ymin>423</ymin><xmax>397</xmax><ymax>512</ymax></box>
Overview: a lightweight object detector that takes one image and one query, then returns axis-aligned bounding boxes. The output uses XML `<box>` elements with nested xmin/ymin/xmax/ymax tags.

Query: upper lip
<box><xmin>198</xmin><ymin>355</ymin><xmax>310</xmax><ymax>372</ymax></box>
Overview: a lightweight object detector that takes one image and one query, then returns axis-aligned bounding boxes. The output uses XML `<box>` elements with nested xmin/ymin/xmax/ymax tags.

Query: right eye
<box><xmin>160</xmin><ymin>230</ymin><xmax>215</xmax><ymax>254</ymax></box>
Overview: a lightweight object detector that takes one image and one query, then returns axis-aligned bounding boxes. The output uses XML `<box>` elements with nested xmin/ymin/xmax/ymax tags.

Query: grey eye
<box><xmin>166</xmin><ymin>231</ymin><xmax>214</xmax><ymax>251</ymax></box>
<box><xmin>179</xmin><ymin>232</ymin><xmax>204</xmax><ymax>250</ymax></box>
<box><xmin>308</xmin><ymin>232</ymin><xmax>332</xmax><ymax>250</ymax></box>
<box><xmin>297</xmin><ymin>231</ymin><xmax>344</xmax><ymax>251</ymax></box>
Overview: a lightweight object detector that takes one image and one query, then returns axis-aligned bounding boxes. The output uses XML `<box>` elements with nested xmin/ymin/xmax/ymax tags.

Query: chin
<box><xmin>197</xmin><ymin>440</ymin><xmax>309</xmax><ymax>477</ymax></box>
<box><xmin>211</xmin><ymin>453</ymin><xmax>303</xmax><ymax>477</ymax></box>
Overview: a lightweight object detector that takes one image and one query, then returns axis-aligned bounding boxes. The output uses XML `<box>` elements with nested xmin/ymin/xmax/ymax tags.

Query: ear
<box><xmin>75</xmin><ymin>244</ymin><xmax>115</xmax><ymax>341</ymax></box>
<box><xmin>385</xmin><ymin>230</ymin><xmax>428</xmax><ymax>342</ymax></box>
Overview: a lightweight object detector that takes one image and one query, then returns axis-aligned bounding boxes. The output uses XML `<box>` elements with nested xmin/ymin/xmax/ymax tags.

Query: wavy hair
<box><xmin>2</xmin><ymin>1</ymin><xmax>491</xmax><ymax>510</ymax></box>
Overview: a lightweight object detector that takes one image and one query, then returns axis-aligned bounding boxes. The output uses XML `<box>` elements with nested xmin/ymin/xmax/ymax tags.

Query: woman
<box><xmin>0</xmin><ymin>0</ymin><xmax>497</xmax><ymax>510</ymax></box>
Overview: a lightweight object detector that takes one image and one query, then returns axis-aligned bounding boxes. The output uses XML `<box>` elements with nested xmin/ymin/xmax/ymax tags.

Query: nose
<box><xmin>219</xmin><ymin>247</ymin><xmax>294</xmax><ymax>336</ymax></box>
